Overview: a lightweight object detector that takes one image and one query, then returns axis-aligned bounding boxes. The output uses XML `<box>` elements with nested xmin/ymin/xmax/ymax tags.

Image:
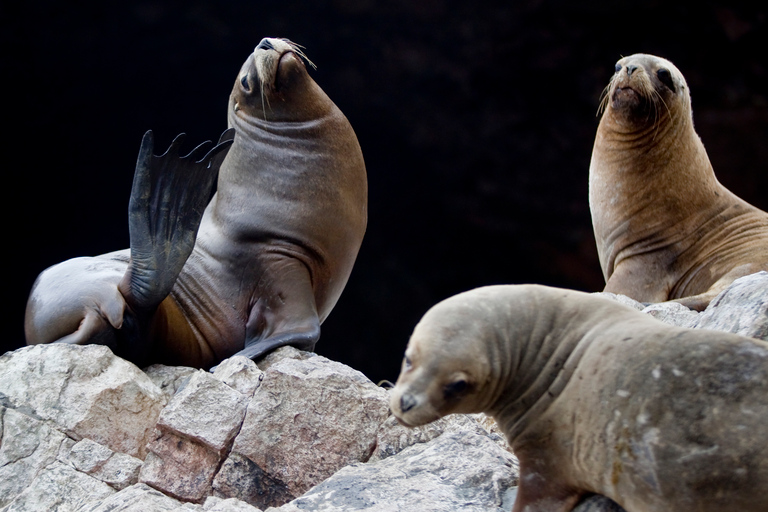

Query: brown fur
<box><xmin>390</xmin><ymin>284</ymin><xmax>768</xmax><ymax>511</ymax></box>
<box><xmin>589</xmin><ymin>54</ymin><xmax>768</xmax><ymax>310</ymax></box>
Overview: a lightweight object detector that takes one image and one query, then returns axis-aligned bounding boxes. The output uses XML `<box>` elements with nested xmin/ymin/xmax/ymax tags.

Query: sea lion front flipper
<box><xmin>118</xmin><ymin>130</ymin><xmax>233</xmax><ymax>310</ymax></box>
<box><xmin>115</xmin><ymin>130</ymin><xmax>233</xmax><ymax>361</ymax></box>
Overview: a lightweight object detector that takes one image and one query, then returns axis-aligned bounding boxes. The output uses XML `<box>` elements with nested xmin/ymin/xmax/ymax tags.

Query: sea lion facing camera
<box><xmin>25</xmin><ymin>38</ymin><xmax>368</xmax><ymax>368</ymax></box>
<box><xmin>589</xmin><ymin>53</ymin><xmax>768</xmax><ymax>310</ymax></box>
<box><xmin>390</xmin><ymin>284</ymin><xmax>768</xmax><ymax>512</ymax></box>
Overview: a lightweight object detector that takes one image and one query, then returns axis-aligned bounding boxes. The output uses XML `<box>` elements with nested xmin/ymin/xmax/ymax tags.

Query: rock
<box><xmin>202</xmin><ymin>496</ymin><xmax>264</xmax><ymax>511</ymax></box>
<box><xmin>66</xmin><ymin>438</ymin><xmax>143</xmax><ymax>491</ymax></box>
<box><xmin>641</xmin><ymin>301</ymin><xmax>698</xmax><ymax>328</ymax></box>
<box><xmin>691</xmin><ymin>271</ymin><xmax>768</xmax><ymax>340</ymax></box>
<box><xmin>212</xmin><ymin>356</ymin><xmax>264</xmax><ymax>397</ymax></box>
<box><xmin>592</xmin><ymin>292</ymin><xmax>645</xmax><ymax>310</ymax></box>
<box><xmin>0</xmin><ymin>406</ymin><xmax>70</xmax><ymax>507</ymax></box>
<box><xmin>73</xmin><ymin>483</ymin><xmax>183</xmax><ymax>512</ymax></box>
<box><xmin>0</xmin><ymin>344</ymin><xmax>166</xmax><ymax>459</ymax></box>
<box><xmin>371</xmin><ymin>411</ymin><xmax>510</xmax><ymax>463</ymax></box>
<box><xmin>216</xmin><ymin>355</ymin><xmax>390</xmax><ymax>508</ymax></box>
<box><xmin>143</xmin><ymin>365</ymin><xmax>197</xmax><ymax>402</ymax></box>
<box><xmin>155</xmin><ymin>370</ymin><xmax>250</xmax><ymax>454</ymax></box>
<box><xmin>138</xmin><ymin>369</ymin><xmax>251</xmax><ymax>502</ymax></box>
<box><xmin>211</xmin><ymin>452</ymin><xmax>294</xmax><ymax>509</ymax></box>
<box><xmin>4</xmin><ymin>460</ymin><xmax>115</xmax><ymax>512</ymax></box>
<box><xmin>279</xmin><ymin>430</ymin><xmax>519</xmax><ymax>512</ymax></box>
<box><xmin>254</xmin><ymin>345</ymin><xmax>317</xmax><ymax>372</ymax></box>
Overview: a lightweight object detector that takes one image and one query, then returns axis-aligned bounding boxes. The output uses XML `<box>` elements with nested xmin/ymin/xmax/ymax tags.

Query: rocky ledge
<box><xmin>1</xmin><ymin>272</ymin><xmax>766</xmax><ymax>512</ymax></box>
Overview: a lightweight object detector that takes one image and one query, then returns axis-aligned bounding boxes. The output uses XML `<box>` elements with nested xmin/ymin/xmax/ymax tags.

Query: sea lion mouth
<box><xmin>611</xmin><ymin>86</ymin><xmax>643</xmax><ymax>110</ymax></box>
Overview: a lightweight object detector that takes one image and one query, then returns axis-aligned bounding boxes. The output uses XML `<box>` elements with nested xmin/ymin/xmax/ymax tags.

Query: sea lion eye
<box><xmin>614</xmin><ymin>63</ymin><xmax>622</xmax><ymax>73</ymax></box>
<box><xmin>403</xmin><ymin>356</ymin><xmax>412</xmax><ymax>370</ymax></box>
<box><xmin>656</xmin><ymin>68</ymin><xmax>676</xmax><ymax>92</ymax></box>
<box><xmin>444</xmin><ymin>379</ymin><xmax>468</xmax><ymax>399</ymax></box>
<box><xmin>240</xmin><ymin>74</ymin><xmax>251</xmax><ymax>92</ymax></box>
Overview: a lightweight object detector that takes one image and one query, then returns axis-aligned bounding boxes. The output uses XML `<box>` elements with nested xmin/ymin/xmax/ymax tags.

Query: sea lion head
<box><xmin>599</xmin><ymin>53</ymin><xmax>690</xmax><ymax>128</ymax></box>
<box><xmin>229</xmin><ymin>37</ymin><xmax>330</xmax><ymax>123</ymax></box>
<box><xmin>389</xmin><ymin>293</ymin><xmax>504</xmax><ymax>427</ymax></box>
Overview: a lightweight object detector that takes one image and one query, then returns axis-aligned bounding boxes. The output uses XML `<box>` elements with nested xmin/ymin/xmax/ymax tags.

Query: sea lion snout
<box><xmin>399</xmin><ymin>393</ymin><xmax>417</xmax><ymax>413</ymax></box>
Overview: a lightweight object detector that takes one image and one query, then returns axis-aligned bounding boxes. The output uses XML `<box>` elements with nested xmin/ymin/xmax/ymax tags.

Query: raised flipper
<box><xmin>116</xmin><ymin>129</ymin><xmax>234</xmax><ymax>362</ymax></box>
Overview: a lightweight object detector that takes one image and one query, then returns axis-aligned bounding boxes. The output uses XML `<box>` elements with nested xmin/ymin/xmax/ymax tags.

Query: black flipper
<box><xmin>117</xmin><ymin>128</ymin><xmax>234</xmax><ymax>362</ymax></box>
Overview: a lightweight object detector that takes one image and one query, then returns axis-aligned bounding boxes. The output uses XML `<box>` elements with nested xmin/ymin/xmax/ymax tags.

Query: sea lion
<box><xmin>24</xmin><ymin>38</ymin><xmax>368</xmax><ymax>369</ymax></box>
<box><xmin>390</xmin><ymin>284</ymin><xmax>768</xmax><ymax>512</ymax></box>
<box><xmin>589</xmin><ymin>53</ymin><xmax>768</xmax><ymax>311</ymax></box>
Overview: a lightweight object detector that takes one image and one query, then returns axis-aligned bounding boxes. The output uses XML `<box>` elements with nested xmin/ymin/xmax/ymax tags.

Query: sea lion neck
<box><xmin>487</xmin><ymin>287</ymin><xmax>603</xmax><ymax>442</ymax></box>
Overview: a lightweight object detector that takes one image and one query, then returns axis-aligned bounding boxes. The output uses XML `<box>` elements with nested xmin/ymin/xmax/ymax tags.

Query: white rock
<box><xmin>74</xmin><ymin>483</ymin><xmax>182</xmax><ymax>512</ymax></box>
<box><xmin>692</xmin><ymin>271</ymin><xmax>768</xmax><ymax>340</ymax></box>
<box><xmin>283</xmin><ymin>430</ymin><xmax>519</xmax><ymax>512</ymax></box>
<box><xmin>0</xmin><ymin>344</ymin><xmax>166</xmax><ymax>459</ymax></box>
<box><xmin>66</xmin><ymin>438</ymin><xmax>143</xmax><ymax>490</ymax></box>
<box><xmin>0</xmin><ymin>406</ymin><xmax>70</xmax><ymax>507</ymax></box>
<box><xmin>143</xmin><ymin>364</ymin><xmax>197</xmax><ymax>402</ymax></box>
<box><xmin>156</xmin><ymin>370</ymin><xmax>249</xmax><ymax>454</ymax></box>
<box><xmin>212</xmin><ymin>356</ymin><xmax>264</xmax><ymax>397</ymax></box>
<box><xmin>4</xmin><ymin>460</ymin><xmax>114</xmax><ymax>512</ymax></box>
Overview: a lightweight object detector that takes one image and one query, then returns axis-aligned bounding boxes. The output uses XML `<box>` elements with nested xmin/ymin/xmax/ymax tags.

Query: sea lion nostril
<box><xmin>256</xmin><ymin>38</ymin><xmax>275</xmax><ymax>51</ymax></box>
<box><xmin>400</xmin><ymin>394</ymin><xmax>416</xmax><ymax>413</ymax></box>
<box><xmin>627</xmin><ymin>65</ymin><xmax>638</xmax><ymax>76</ymax></box>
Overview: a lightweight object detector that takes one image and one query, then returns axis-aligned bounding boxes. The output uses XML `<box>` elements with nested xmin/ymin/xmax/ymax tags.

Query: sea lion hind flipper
<box><xmin>118</xmin><ymin>130</ymin><xmax>232</xmax><ymax>311</ymax></box>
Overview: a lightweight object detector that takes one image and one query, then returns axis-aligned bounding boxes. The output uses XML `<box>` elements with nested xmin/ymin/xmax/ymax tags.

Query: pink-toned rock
<box><xmin>139</xmin><ymin>430</ymin><xmax>220</xmax><ymax>503</ymax></box>
<box><xmin>216</xmin><ymin>355</ymin><xmax>390</xmax><ymax>508</ymax></box>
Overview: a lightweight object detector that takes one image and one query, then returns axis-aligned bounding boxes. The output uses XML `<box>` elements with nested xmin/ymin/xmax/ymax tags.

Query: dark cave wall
<box><xmin>5</xmin><ymin>1</ymin><xmax>766</xmax><ymax>382</ymax></box>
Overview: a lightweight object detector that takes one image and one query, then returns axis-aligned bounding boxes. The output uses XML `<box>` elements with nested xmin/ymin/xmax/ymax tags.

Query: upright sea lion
<box><xmin>589</xmin><ymin>53</ymin><xmax>768</xmax><ymax>310</ymax></box>
<box><xmin>389</xmin><ymin>284</ymin><xmax>768</xmax><ymax>512</ymax></box>
<box><xmin>25</xmin><ymin>38</ymin><xmax>368</xmax><ymax>368</ymax></box>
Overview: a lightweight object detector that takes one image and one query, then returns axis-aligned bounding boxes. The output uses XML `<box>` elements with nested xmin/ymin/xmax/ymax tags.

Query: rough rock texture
<box><xmin>274</xmin><ymin>431</ymin><xmax>519</xmax><ymax>512</ymax></box>
<box><xmin>217</xmin><ymin>355</ymin><xmax>391</xmax><ymax>508</ymax></box>
<box><xmin>1</xmin><ymin>273</ymin><xmax>765</xmax><ymax>511</ymax></box>
<box><xmin>0</xmin><ymin>344</ymin><xmax>166</xmax><ymax>459</ymax></box>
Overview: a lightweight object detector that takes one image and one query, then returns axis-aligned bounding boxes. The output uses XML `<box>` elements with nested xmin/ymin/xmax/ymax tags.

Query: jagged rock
<box><xmin>254</xmin><ymin>345</ymin><xmax>317</xmax><ymax>372</ymax></box>
<box><xmin>641</xmin><ymin>301</ymin><xmax>699</xmax><ymax>328</ymax></box>
<box><xmin>217</xmin><ymin>355</ymin><xmax>390</xmax><ymax>508</ymax></box>
<box><xmin>4</xmin><ymin>460</ymin><xmax>115</xmax><ymax>512</ymax></box>
<box><xmin>371</xmin><ymin>411</ymin><xmax>514</xmax><ymax>463</ymax></box>
<box><xmin>74</xmin><ymin>483</ymin><xmax>182</xmax><ymax>512</ymax></box>
<box><xmin>143</xmin><ymin>365</ymin><xmax>197</xmax><ymax>403</ymax></box>
<box><xmin>211</xmin><ymin>452</ymin><xmax>294</xmax><ymax>508</ymax></box>
<box><xmin>212</xmin><ymin>356</ymin><xmax>264</xmax><ymax>397</ymax></box>
<box><xmin>0</xmin><ymin>406</ymin><xmax>71</xmax><ymax>507</ymax></box>
<box><xmin>592</xmin><ymin>292</ymin><xmax>645</xmax><ymax>310</ymax></box>
<box><xmin>138</xmin><ymin>369</ymin><xmax>251</xmax><ymax>502</ymax></box>
<box><xmin>275</xmin><ymin>430</ymin><xmax>519</xmax><ymax>512</ymax></box>
<box><xmin>691</xmin><ymin>271</ymin><xmax>768</xmax><ymax>340</ymax></box>
<box><xmin>154</xmin><ymin>370</ymin><xmax>250</xmax><ymax>454</ymax></box>
<box><xmin>0</xmin><ymin>344</ymin><xmax>165</xmax><ymax>459</ymax></box>
<box><xmin>66</xmin><ymin>438</ymin><xmax>143</xmax><ymax>490</ymax></box>
<box><xmin>201</xmin><ymin>496</ymin><xmax>264</xmax><ymax>511</ymax></box>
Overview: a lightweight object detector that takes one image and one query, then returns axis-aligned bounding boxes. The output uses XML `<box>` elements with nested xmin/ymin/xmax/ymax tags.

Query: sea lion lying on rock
<box><xmin>25</xmin><ymin>38</ymin><xmax>368</xmax><ymax>369</ymax></box>
<box><xmin>390</xmin><ymin>284</ymin><xmax>768</xmax><ymax>512</ymax></box>
<box><xmin>589</xmin><ymin>53</ymin><xmax>768</xmax><ymax>311</ymax></box>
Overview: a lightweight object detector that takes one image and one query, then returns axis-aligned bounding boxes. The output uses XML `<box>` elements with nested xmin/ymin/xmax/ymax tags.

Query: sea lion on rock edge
<box><xmin>589</xmin><ymin>53</ymin><xmax>768</xmax><ymax>311</ymax></box>
<box><xmin>390</xmin><ymin>284</ymin><xmax>768</xmax><ymax>512</ymax></box>
<box><xmin>25</xmin><ymin>38</ymin><xmax>368</xmax><ymax>369</ymax></box>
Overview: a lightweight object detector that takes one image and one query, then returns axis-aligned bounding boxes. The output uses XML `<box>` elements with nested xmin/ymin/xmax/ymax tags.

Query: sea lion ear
<box><xmin>656</xmin><ymin>68</ymin><xmax>676</xmax><ymax>93</ymax></box>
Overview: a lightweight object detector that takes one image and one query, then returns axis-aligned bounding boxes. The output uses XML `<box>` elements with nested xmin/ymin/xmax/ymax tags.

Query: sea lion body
<box><xmin>390</xmin><ymin>284</ymin><xmax>768</xmax><ymax>512</ymax></box>
<box><xmin>589</xmin><ymin>53</ymin><xmax>768</xmax><ymax>310</ymax></box>
<box><xmin>25</xmin><ymin>38</ymin><xmax>367</xmax><ymax>368</ymax></box>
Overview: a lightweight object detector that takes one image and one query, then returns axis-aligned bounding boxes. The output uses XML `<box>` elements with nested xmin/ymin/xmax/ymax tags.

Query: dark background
<box><xmin>4</xmin><ymin>1</ymin><xmax>766</xmax><ymax>384</ymax></box>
